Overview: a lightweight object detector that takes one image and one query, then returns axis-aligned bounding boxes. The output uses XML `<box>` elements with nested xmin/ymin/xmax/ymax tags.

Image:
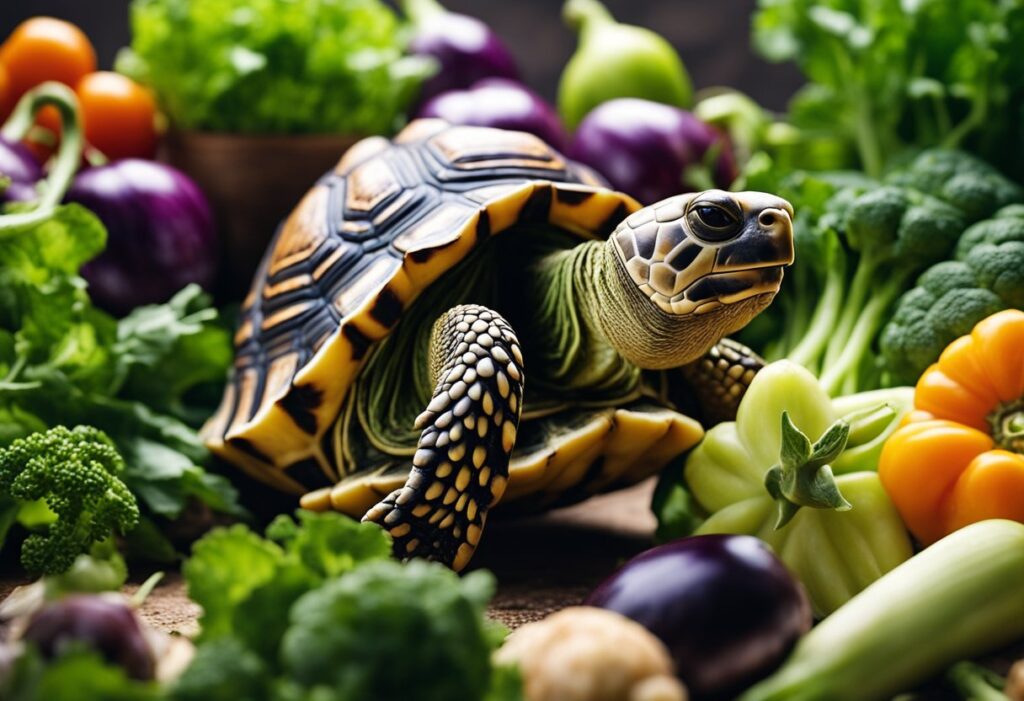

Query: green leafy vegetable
<box><xmin>281</xmin><ymin>560</ymin><xmax>495</xmax><ymax>701</ymax></box>
<box><xmin>174</xmin><ymin>510</ymin><xmax>515</xmax><ymax>701</ymax></box>
<box><xmin>753</xmin><ymin>0</ymin><xmax>1024</xmax><ymax>180</ymax></box>
<box><xmin>0</xmin><ymin>192</ymin><xmax>241</xmax><ymax>570</ymax></box>
<box><xmin>121</xmin><ymin>0</ymin><xmax>432</xmax><ymax>134</ymax></box>
<box><xmin>0</xmin><ymin>426</ymin><xmax>138</xmax><ymax>575</ymax></box>
<box><xmin>2</xmin><ymin>649</ymin><xmax>160</xmax><ymax>701</ymax></box>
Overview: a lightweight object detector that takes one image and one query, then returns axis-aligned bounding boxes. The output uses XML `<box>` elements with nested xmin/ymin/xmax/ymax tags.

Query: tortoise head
<box><xmin>597</xmin><ymin>189</ymin><xmax>794</xmax><ymax>369</ymax></box>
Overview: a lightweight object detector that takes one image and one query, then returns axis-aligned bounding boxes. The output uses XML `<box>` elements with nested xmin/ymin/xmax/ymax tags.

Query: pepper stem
<box><xmin>764</xmin><ymin>411</ymin><xmax>853</xmax><ymax>529</ymax></box>
<box><xmin>991</xmin><ymin>399</ymin><xmax>1024</xmax><ymax>454</ymax></box>
<box><xmin>0</xmin><ymin>82</ymin><xmax>83</xmax><ymax>233</ymax></box>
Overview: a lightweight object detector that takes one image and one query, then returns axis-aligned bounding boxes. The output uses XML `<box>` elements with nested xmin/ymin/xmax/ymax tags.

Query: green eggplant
<box><xmin>558</xmin><ymin>0</ymin><xmax>692</xmax><ymax>130</ymax></box>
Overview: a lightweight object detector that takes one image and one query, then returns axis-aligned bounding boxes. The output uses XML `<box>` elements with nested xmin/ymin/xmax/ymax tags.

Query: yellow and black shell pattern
<box><xmin>201</xmin><ymin>120</ymin><xmax>704</xmax><ymax>509</ymax></box>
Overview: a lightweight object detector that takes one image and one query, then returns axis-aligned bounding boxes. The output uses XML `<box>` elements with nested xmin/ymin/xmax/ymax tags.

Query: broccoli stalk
<box><xmin>0</xmin><ymin>426</ymin><xmax>139</xmax><ymax>575</ymax></box>
<box><xmin>809</xmin><ymin>187</ymin><xmax>966</xmax><ymax>395</ymax></box>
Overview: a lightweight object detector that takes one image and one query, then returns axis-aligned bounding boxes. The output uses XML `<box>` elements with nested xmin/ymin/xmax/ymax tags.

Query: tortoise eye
<box><xmin>687</xmin><ymin>203</ymin><xmax>741</xmax><ymax>241</ymax></box>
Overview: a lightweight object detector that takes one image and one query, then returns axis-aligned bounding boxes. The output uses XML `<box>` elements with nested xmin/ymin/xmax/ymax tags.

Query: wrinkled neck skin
<box><xmin>526</xmin><ymin>239</ymin><xmax>769</xmax><ymax>395</ymax></box>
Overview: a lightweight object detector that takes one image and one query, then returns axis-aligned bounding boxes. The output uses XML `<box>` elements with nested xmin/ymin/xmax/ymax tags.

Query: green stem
<box><xmin>788</xmin><ymin>260</ymin><xmax>846</xmax><ymax>371</ymax></box>
<box><xmin>563</xmin><ymin>0</ymin><xmax>615</xmax><ymax>33</ymax></box>
<box><xmin>820</xmin><ymin>276</ymin><xmax>903</xmax><ymax>396</ymax></box>
<box><xmin>0</xmin><ymin>82</ymin><xmax>83</xmax><ymax>233</ymax></box>
<box><xmin>824</xmin><ymin>257</ymin><xmax>878</xmax><ymax>368</ymax></box>
<box><xmin>946</xmin><ymin>662</ymin><xmax>1008</xmax><ymax>701</ymax></box>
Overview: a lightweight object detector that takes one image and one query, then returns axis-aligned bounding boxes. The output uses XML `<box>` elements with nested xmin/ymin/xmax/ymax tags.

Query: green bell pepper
<box><xmin>665</xmin><ymin>360</ymin><xmax>915</xmax><ymax>616</ymax></box>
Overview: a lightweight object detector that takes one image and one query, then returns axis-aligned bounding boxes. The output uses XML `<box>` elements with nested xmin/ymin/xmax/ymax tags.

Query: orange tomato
<box><xmin>0</xmin><ymin>17</ymin><xmax>96</xmax><ymax>100</ymax></box>
<box><xmin>77</xmin><ymin>72</ymin><xmax>158</xmax><ymax>160</ymax></box>
<box><xmin>0</xmin><ymin>62</ymin><xmax>11</xmax><ymax>121</ymax></box>
<box><xmin>22</xmin><ymin>105</ymin><xmax>63</xmax><ymax>163</ymax></box>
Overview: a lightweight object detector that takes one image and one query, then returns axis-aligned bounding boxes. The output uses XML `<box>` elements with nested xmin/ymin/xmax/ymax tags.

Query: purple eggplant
<box><xmin>568</xmin><ymin>98</ymin><xmax>739</xmax><ymax>205</ymax></box>
<box><xmin>65</xmin><ymin>159</ymin><xmax>218</xmax><ymax>315</ymax></box>
<box><xmin>587</xmin><ymin>534</ymin><xmax>811</xmax><ymax>701</ymax></box>
<box><xmin>415</xmin><ymin>78</ymin><xmax>568</xmax><ymax>151</ymax></box>
<box><xmin>22</xmin><ymin>595</ymin><xmax>156</xmax><ymax>680</ymax></box>
<box><xmin>404</xmin><ymin>0</ymin><xmax>519</xmax><ymax>103</ymax></box>
<box><xmin>0</xmin><ymin>136</ymin><xmax>42</xmax><ymax>202</ymax></box>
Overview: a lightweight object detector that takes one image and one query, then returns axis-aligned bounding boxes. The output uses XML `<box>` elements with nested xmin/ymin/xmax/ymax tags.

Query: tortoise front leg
<box><xmin>677</xmin><ymin>338</ymin><xmax>764</xmax><ymax>426</ymax></box>
<box><xmin>363</xmin><ymin>304</ymin><xmax>525</xmax><ymax>571</ymax></box>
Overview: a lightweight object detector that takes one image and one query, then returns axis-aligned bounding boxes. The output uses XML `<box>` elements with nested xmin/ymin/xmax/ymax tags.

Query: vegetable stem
<box><xmin>824</xmin><ymin>256</ymin><xmax>878</xmax><ymax>369</ymax></box>
<box><xmin>563</xmin><ymin>0</ymin><xmax>615</xmax><ymax>33</ymax></box>
<box><xmin>946</xmin><ymin>662</ymin><xmax>1009</xmax><ymax>701</ymax></box>
<box><xmin>820</xmin><ymin>276</ymin><xmax>903</xmax><ymax>396</ymax></box>
<box><xmin>0</xmin><ymin>82</ymin><xmax>83</xmax><ymax>233</ymax></box>
<box><xmin>788</xmin><ymin>260</ymin><xmax>846</xmax><ymax>372</ymax></box>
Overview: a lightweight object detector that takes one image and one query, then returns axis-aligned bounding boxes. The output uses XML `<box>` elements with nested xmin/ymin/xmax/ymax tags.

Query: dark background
<box><xmin>0</xmin><ymin>0</ymin><xmax>803</xmax><ymax>111</ymax></box>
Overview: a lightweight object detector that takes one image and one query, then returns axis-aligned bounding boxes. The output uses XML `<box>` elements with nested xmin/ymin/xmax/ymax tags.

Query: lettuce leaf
<box><xmin>0</xmin><ymin>203</ymin><xmax>242</xmax><ymax>567</ymax></box>
<box><xmin>121</xmin><ymin>0</ymin><xmax>432</xmax><ymax>135</ymax></box>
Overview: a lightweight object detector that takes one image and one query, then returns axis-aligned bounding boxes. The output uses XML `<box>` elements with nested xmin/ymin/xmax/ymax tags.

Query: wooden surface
<box><xmin>1</xmin><ymin>479</ymin><xmax>660</xmax><ymax>637</ymax></box>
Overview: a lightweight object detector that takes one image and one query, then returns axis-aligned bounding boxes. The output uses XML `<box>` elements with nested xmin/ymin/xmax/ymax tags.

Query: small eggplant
<box><xmin>558</xmin><ymin>0</ymin><xmax>692</xmax><ymax>130</ymax></box>
<box><xmin>414</xmin><ymin>78</ymin><xmax>568</xmax><ymax>151</ymax></box>
<box><xmin>568</xmin><ymin>98</ymin><xmax>738</xmax><ymax>204</ymax></box>
<box><xmin>0</xmin><ymin>136</ymin><xmax>42</xmax><ymax>203</ymax></box>
<box><xmin>587</xmin><ymin>534</ymin><xmax>811</xmax><ymax>701</ymax></box>
<box><xmin>404</xmin><ymin>0</ymin><xmax>519</xmax><ymax>103</ymax></box>
<box><xmin>22</xmin><ymin>595</ymin><xmax>156</xmax><ymax>680</ymax></box>
<box><xmin>66</xmin><ymin>159</ymin><xmax>219</xmax><ymax>315</ymax></box>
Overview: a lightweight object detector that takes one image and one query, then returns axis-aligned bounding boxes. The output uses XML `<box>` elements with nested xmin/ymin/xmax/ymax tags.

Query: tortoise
<box><xmin>202</xmin><ymin>120</ymin><xmax>794</xmax><ymax>571</ymax></box>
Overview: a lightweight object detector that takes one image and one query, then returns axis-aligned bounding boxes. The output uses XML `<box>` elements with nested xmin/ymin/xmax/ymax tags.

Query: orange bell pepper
<box><xmin>879</xmin><ymin>309</ymin><xmax>1024</xmax><ymax>544</ymax></box>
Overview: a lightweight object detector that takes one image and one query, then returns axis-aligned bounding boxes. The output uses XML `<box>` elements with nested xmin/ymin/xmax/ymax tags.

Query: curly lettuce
<box><xmin>121</xmin><ymin>0</ymin><xmax>432</xmax><ymax>135</ymax></box>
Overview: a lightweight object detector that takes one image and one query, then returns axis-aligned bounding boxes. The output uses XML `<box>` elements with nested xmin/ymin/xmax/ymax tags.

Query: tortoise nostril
<box><xmin>759</xmin><ymin>211</ymin><xmax>777</xmax><ymax>227</ymax></box>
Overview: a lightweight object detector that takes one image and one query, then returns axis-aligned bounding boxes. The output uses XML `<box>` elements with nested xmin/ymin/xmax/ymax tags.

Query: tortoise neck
<box><xmin>525</xmin><ymin>239</ymin><xmax>641</xmax><ymax>398</ymax></box>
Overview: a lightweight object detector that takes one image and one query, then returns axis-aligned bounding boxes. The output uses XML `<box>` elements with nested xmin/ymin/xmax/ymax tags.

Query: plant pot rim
<box><xmin>166</xmin><ymin>129</ymin><xmax>364</xmax><ymax>144</ymax></box>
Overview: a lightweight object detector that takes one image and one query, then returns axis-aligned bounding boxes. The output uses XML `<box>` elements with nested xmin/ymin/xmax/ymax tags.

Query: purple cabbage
<box><xmin>404</xmin><ymin>0</ymin><xmax>519</xmax><ymax>103</ymax></box>
<box><xmin>415</xmin><ymin>78</ymin><xmax>568</xmax><ymax>151</ymax></box>
<box><xmin>568</xmin><ymin>98</ymin><xmax>739</xmax><ymax>204</ymax></box>
<box><xmin>66</xmin><ymin>159</ymin><xmax>219</xmax><ymax>315</ymax></box>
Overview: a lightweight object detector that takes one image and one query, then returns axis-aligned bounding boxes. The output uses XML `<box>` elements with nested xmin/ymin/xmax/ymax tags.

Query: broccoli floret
<box><xmin>818</xmin><ymin>187</ymin><xmax>966</xmax><ymax>394</ymax></box>
<box><xmin>0</xmin><ymin>426</ymin><xmax>139</xmax><ymax>575</ymax></box>
<box><xmin>886</xmin><ymin>150</ymin><xmax>1024</xmax><ymax>222</ymax></box>
<box><xmin>881</xmin><ymin>208</ymin><xmax>1024</xmax><ymax>385</ymax></box>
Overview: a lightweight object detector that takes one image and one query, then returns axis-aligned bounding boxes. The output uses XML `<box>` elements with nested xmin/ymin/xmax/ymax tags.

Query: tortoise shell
<box><xmin>202</xmin><ymin>120</ymin><xmax>703</xmax><ymax>512</ymax></box>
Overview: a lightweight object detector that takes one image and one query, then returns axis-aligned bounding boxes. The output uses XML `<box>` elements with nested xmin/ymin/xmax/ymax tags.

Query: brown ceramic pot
<box><xmin>162</xmin><ymin>131</ymin><xmax>359</xmax><ymax>298</ymax></box>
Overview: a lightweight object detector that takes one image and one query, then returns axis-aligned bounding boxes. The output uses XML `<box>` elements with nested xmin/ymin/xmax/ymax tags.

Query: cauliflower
<box><xmin>495</xmin><ymin>607</ymin><xmax>687</xmax><ymax>701</ymax></box>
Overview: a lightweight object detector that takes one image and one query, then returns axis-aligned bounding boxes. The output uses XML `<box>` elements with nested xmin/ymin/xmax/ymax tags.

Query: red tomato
<box><xmin>77</xmin><ymin>72</ymin><xmax>158</xmax><ymax>160</ymax></box>
<box><xmin>0</xmin><ymin>17</ymin><xmax>96</xmax><ymax>100</ymax></box>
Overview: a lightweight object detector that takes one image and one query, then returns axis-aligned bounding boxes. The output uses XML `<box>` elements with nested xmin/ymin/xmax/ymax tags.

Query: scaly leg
<box><xmin>678</xmin><ymin>338</ymin><xmax>764</xmax><ymax>426</ymax></box>
<box><xmin>363</xmin><ymin>304</ymin><xmax>525</xmax><ymax>571</ymax></box>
